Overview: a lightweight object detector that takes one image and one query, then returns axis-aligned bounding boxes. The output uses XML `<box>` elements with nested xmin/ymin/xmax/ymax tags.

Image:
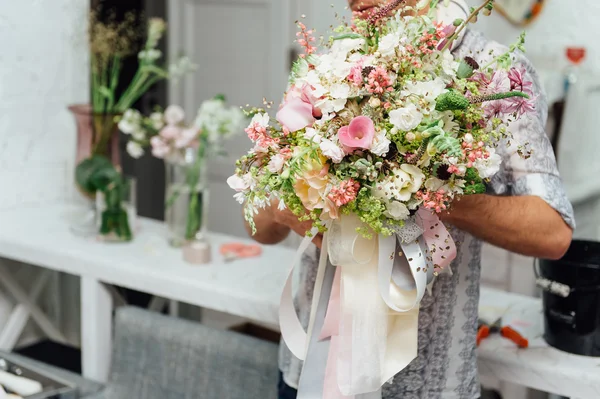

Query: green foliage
<box><xmin>75</xmin><ymin>155</ymin><xmax>114</xmax><ymax>195</ymax></box>
<box><xmin>463</xmin><ymin>167</ymin><xmax>486</xmax><ymax>195</ymax></box>
<box><xmin>431</xmin><ymin>134</ymin><xmax>462</xmax><ymax>157</ymax></box>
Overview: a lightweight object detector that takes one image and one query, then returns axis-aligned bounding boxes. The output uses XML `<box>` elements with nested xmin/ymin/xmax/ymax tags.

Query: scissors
<box><xmin>477</xmin><ymin>318</ymin><xmax>529</xmax><ymax>349</ymax></box>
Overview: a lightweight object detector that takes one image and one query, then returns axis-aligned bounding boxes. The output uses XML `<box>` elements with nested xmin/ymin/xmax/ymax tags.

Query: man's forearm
<box><xmin>441</xmin><ymin>194</ymin><xmax>572</xmax><ymax>260</ymax></box>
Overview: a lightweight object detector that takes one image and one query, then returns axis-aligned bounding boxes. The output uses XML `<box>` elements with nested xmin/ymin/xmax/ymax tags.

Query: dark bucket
<box><xmin>536</xmin><ymin>240</ymin><xmax>600</xmax><ymax>356</ymax></box>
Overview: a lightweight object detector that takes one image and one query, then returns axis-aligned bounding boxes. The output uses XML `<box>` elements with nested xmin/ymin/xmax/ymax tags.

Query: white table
<box><xmin>0</xmin><ymin>202</ymin><xmax>291</xmax><ymax>382</ymax></box>
<box><xmin>0</xmin><ymin>203</ymin><xmax>599</xmax><ymax>398</ymax></box>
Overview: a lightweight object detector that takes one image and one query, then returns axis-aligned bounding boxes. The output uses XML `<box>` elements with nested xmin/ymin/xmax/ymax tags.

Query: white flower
<box><xmin>370</xmin><ymin>129</ymin><xmax>391</xmax><ymax>156</ymax></box>
<box><xmin>389</xmin><ymin>103</ymin><xmax>423</xmax><ymax>131</ymax></box>
<box><xmin>311</xmin><ymin>83</ymin><xmax>328</xmax><ymax>98</ymax></box>
<box><xmin>385</xmin><ymin>201</ymin><xmax>410</xmax><ymax>220</ymax></box>
<box><xmin>402</xmin><ymin>77</ymin><xmax>446</xmax><ymax>102</ymax></box>
<box><xmin>169</xmin><ymin>56</ymin><xmax>197</xmax><ymax>82</ymax></box>
<box><xmin>119</xmin><ymin>109</ymin><xmax>141</xmax><ymax>134</ymax></box>
<box><xmin>320</xmin><ymin>139</ymin><xmax>345</xmax><ymax>163</ymax></box>
<box><xmin>164</xmin><ymin>105</ymin><xmax>185</xmax><ymax>125</ymax></box>
<box><xmin>330</xmin><ymin>83</ymin><xmax>351</xmax><ymax>100</ymax></box>
<box><xmin>475</xmin><ymin>147</ymin><xmax>502</xmax><ymax>178</ymax></box>
<box><xmin>227</xmin><ymin>173</ymin><xmax>251</xmax><ymax>192</ymax></box>
<box><xmin>441</xmin><ymin>50</ymin><xmax>458</xmax><ymax>78</ymax></box>
<box><xmin>391</xmin><ymin>164</ymin><xmax>426</xmax><ymax>201</ymax></box>
<box><xmin>330</xmin><ymin>38</ymin><xmax>365</xmax><ymax>57</ymax></box>
<box><xmin>138</xmin><ymin>49</ymin><xmax>162</xmax><ymax>62</ymax></box>
<box><xmin>441</xmin><ymin>111</ymin><xmax>459</xmax><ymax>133</ymax></box>
<box><xmin>267</xmin><ymin>154</ymin><xmax>286</xmax><ymax>173</ymax></box>
<box><xmin>126</xmin><ymin>141</ymin><xmax>144</xmax><ymax>159</ymax></box>
<box><xmin>132</xmin><ymin>129</ymin><xmax>146</xmax><ymax>141</ymax></box>
<box><xmin>149</xmin><ymin>112</ymin><xmax>165</xmax><ymax>130</ymax></box>
<box><xmin>251</xmin><ymin>113</ymin><xmax>270</xmax><ymax>128</ymax></box>
<box><xmin>378</xmin><ymin>33</ymin><xmax>402</xmax><ymax>58</ymax></box>
<box><xmin>304</xmin><ymin>128</ymin><xmax>322</xmax><ymax>143</ymax></box>
<box><xmin>425</xmin><ymin>177</ymin><xmax>445</xmax><ymax>191</ymax></box>
<box><xmin>315</xmin><ymin>98</ymin><xmax>346</xmax><ymax>115</ymax></box>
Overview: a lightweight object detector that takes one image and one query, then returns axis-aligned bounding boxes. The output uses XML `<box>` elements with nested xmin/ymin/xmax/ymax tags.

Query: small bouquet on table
<box><xmin>229</xmin><ymin>0</ymin><xmax>535</xmax><ymax>397</ymax></box>
<box><xmin>122</xmin><ymin>96</ymin><xmax>246</xmax><ymax>262</ymax></box>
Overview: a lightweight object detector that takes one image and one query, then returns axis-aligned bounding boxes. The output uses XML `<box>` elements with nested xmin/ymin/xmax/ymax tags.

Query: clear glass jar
<box><xmin>96</xmin><ymin>176</ymin><xmax>137</xmax><ymax>242</ymax></box>
<box><xmin>164</xmin><ymin>148</ymin><xmax>209</xmax><ymax>247</ymax></box>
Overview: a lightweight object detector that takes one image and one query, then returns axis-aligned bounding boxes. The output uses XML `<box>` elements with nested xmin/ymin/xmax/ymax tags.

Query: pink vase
<box><xmin>68</xmin><ymin>104</ymin><xmax>122</xmax><ymax>168</ymax></box>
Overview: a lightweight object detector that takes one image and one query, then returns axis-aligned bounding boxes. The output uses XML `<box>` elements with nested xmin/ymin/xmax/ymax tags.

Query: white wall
<box><xmin>0</xmin><ymin>0</ymin><xmax>89</xmax><ymax>344</ymax></box>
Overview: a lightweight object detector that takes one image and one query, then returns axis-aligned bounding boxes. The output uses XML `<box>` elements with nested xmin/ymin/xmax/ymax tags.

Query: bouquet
<box><xmin>122</xmin><ymin>97</ymin><xmax>246</xmax><ymax>244</ymax></box>
<box><xmin>229</xmin><ymin>0</ymin><xmax>534</xmax><ymax>396</ymax></box>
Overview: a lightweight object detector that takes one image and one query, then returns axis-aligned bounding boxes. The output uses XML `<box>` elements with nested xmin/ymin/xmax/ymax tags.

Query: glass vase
<box><xmin>165</xmin><ymin>148</ymin><xmax>209</xmax><ymax>247</ymax></box>
<box><xmin>68</xmin><ymin>104</ymin><xmax>122</xmax><ymax>237</ymax></box>
<box><xmin>95</xmin><ymin>176</ymin><xmax>137</xmax><ymax>242</ymax></box>
<box><xmin>68</xmin><ymin>104</ymin><xmax>121</xmax><ymax>171</ymax></box>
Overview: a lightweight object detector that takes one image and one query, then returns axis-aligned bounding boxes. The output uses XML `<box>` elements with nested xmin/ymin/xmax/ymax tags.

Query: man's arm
<box><xmin>244</xmin><ymin>202</ymin><xmax>323</xmax><ymax>248</ymax></box>
<box><xmin>441</xmin><ymin>194</ymin><xmax>572</xmax><ymax>260</ymax></box>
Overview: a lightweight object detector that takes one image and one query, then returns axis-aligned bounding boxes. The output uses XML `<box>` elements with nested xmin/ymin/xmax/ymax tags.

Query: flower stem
<box><xmin>441</xmin><ymin>0</ymin><xmax>491</xmax><ymax>52</ymax></box>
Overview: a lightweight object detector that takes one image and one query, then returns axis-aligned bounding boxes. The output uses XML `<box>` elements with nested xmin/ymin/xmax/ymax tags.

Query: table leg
<box><xmin>81</xmin><ymin>277</ymin><xmax>113</xmax><ymax>383</ymax></box>
<box><xmin>0</xmin><ymin>271</ymin><xmax>51</xmax><ymax>351</ymax></box>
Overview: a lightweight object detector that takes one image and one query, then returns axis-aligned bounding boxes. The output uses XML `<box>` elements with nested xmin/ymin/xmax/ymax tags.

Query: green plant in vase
<box><xmin>76</xmin><ymin>155</ymin><xmax>133</xmax><ymax>241</ymax></box>
<box><xmin>120</xmin><ymin>96</ymin><xmax>247</xmax><ymax>246</ymax></box>
<box><xmin>74</xmin><ymin>10</ymin><xmax>195</xmax><ymax>240</ymax></box>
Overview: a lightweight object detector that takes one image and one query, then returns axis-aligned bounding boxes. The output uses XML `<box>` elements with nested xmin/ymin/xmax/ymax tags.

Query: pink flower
<box><xmin>506</xmin><ymin>95</ymin><xmax>537</xmax><ymax>117</ymax></box>
<box><xmin>337</xmin><ymin>116</ymin><xmax>375</xmax><ymax>153</ymax></box>
<box><xmin>486</xmin><ymin>70</ymin><xmax>510</xmax><ymax>95</ymax></box>
<box><xmin>276</xmin><ymin>84</ymin><xmax>322</xmax><ymax>132</ymax></box>
<box><xmin>150</xmin><ymin>136</ymin><xmax>170</xmax><ymax>159</ymax></box>
<box><xmin>437</xmin><ymin>25</ymin><xmax>456</xmax><ymax>50</ymax></box>
<box><xmin>366</xmin><ymin>66</ymin><xmax>393</xmax><ymax>94</ymax></box>
<box><xmin>484</xmin><ymin>100</ymin><xmax>511</xmax><ymax>119</ymax></box>
<box><xmin>174</xmin><ymin>127</ymin><xmax>199</xmax><ymax>149</ymax></box>
<box><xmin>328</xmin><ymin>179</ymin><xmax>360</xmax><ymax>207</ymax></box>
<box><xmin>159</xmin><ymin>125</ymin><xmax>183</xmax><ymax>140</ymax></box>
<box><xmin>508</xmin><ymin>66</ymin><xmax>533</xmax><ymax>94</ymax></box>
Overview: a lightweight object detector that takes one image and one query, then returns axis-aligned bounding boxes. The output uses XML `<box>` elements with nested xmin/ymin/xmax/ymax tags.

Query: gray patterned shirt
<box><xmin>279</xmin><ymin>30</ymin><xmax>576</xmax><ymax>399</ymax></box>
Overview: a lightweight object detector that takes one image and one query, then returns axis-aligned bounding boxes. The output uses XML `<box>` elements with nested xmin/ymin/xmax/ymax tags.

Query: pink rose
<box><xmin>337</xmin><ymin>116</ymin><xmax>375</xmax><ymax>153</ymax></box>
<box><xmin>276</xmin><ymin>84</ymin><xmax>322</xmax><ymax>132</ymax></box>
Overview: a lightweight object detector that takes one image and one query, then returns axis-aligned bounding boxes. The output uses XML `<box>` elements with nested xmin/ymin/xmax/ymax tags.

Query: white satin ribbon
<box><xmin>279</xmin><ymin>227</ymin><xmax>319</xmax><ymax>360</ymax></box>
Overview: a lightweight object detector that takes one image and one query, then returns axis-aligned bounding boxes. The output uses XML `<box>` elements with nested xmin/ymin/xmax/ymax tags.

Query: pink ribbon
<box><xmin>416</xmin><ymin>208</ymin><xmax>457</xmax><ymax>272</ymax></box>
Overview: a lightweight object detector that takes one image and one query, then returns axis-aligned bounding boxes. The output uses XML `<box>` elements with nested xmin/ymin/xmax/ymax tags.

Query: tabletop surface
<box><xmin>0</xmin><ymin>202</ymin><xmax>291</xmax><ymax>326</ymax></box>
<box><xmin>1</xmin><ymin>202</ymin><xmax>599</xmax><ymax>398</ymax></box>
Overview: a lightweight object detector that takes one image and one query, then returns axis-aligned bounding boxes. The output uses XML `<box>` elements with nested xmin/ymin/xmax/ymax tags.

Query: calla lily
<box><xmin>338</xmin><ymin>116</ymin><xmax>375</xmax><ymax>153</ymax></box>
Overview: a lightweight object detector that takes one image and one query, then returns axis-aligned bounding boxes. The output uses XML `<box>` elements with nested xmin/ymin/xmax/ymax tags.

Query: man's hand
<box><xmin>273</xmin><ymin>207</ymin><xmax>323</xmax><ymax>248</ymax></box>
<box><xmin>440</xmin><ymin>194</ymin><xmax>572</xmax><ymax>260</ymax></box>
<box><xmin>348</xmin><ymin>0</ymin><xmax>385</xmax><ymax>12</ymax></box>
<box><xmin>244</xmin><ymin>201</ymin><xmax>323</xmax><ymax>248</ymax></box>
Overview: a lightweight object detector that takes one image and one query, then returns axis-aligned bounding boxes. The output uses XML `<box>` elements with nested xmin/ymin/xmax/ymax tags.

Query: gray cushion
<box><xmin>0</xmin><ymin>350</ymin><xmax>103</xmax><ymax>397</ymax></box>
<box><xmin>99</xmin><ymin>307</ymin><xmax>279</xmax><ymax>399</ymax></box>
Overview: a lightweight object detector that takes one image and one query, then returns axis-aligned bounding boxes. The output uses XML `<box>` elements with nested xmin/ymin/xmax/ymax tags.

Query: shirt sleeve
<box><xmin>459</xmin><ymin>33</ymin><xmax>576</xmax><ymax>229</ymax></box>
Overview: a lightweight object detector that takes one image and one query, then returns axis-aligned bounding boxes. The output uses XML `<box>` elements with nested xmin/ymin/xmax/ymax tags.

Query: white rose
<box><xmin>267</xmin><ymin>154</ymin><xmax>286</xmax><ymax>173</ymax></box>
<box><xmin>164</xmin><ymin>105</ymin><xmax>185</xmax><ymax>125</ymax></box>
<box><xmin>385</xmin><ymin>200</ymin><xmax>410</xmax><ymax>221</ymax></box>
<box><xmin>475</xmin><ymin>147</ymin><xmax>502</xmax><ymax>178</ymax></box>
<box><xmin>319</xmin><ymin>139</ymin><xmax>345</xmax><ymax>163</ymax></box>
<box><xmin>389</xmin><ymin>103</ymin><xmax>423</xmax><ymax>131</ymax></box>
<box><xmin>126</xmin><ymin>141</ymin><xmax>144</xmax><ymax>159</ymax></box>
<box><xmin>370</xmin><ymin>129</ymin><xmax>391</xmax><ymax>157</ymax></box>
<box><xmin>330</xmin><ymin>38</ymin><xmax>365</xmax><ymax>57</ymax></box>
